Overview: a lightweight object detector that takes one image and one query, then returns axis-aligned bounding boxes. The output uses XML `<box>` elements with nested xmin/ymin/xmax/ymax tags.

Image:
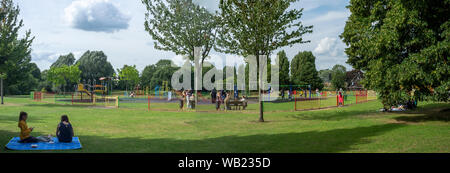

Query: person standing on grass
<box><xmin>338</xmin><ymin>91</ymin><xmax>344</xmax><ymax>106</ymax></box>
<box><xmin>216</xmin><ymin>90</ymin><xmax>222</xmax><ymax>111</ymax></box>
<box><xmin>18</xmin><ymin>111</ymin><xmax>38</xmax><ymax>143</ymax></box>
<box><xmin>186</xmin><ymin>90</ymin><xmax>192</xmax><ymax>109</ymax></box>
<box><xmin>211</xmin><ymin>88</ymin><xmax>217</xmax><ymax>104</ymax></box>
<box><xmin>224</xmin><ymin>92</ymin><xmax>231</xmax><ymax>110</ymax></box>
<box><xmin>179</xmin><ymin>90</ymin><xmax>185</xmax><ymax>110</ymax></box>
<box><xmin>56</xmin><ymin>115</ymin><xmax>74</xmax><ymax>143</ymax></box>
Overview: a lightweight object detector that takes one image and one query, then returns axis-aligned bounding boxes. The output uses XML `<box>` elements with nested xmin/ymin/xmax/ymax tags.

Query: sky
<box><xmin>16</xmin><ymin>0</ymin><xmax>352</xmax><ymax>72</ymax></box>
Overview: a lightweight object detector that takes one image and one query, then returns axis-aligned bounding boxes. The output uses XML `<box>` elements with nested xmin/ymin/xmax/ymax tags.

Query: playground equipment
<box><xmin>99</xmin><ymin>77</ymin><xmax>112</xmax><ymax>95</ymax></box>
<box><xmin>93</xmin><ymin>84</ymin><xmax>107</xmax><ymax>95</ymax></box>
<box><xmin>155</xmin><ymin>81</ymin><xmax>169</xmax><ymax>99</ymax></box>
<box><xmin>31</xmin><ymin>91</ymin><xmax>42</xmax><ymax>101</ymax></box>
<box><xmin>77</xmin><ymin>84</ymin><xmax>92</xmax><ymax>97</ymax></box>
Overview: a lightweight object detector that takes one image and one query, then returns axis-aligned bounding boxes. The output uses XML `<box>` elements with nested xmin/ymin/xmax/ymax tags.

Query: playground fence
<box><xmin>29</xmin><ymin>90</ymin><xmax>378</xmax><ymax>112</ymax></box>
<box><xmin>257</xmin><ymin>90</ymin><xmax>377</xmax><ymax>112</ymax></box>
<box><xmin>30</xmin><ymin>92</ymin><xmax>118</xmax><ymax>108</ymax></box>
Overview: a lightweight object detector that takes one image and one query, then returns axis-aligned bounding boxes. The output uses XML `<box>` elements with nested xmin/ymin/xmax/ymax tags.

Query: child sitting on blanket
<box><xmin>56</xmin><ymin>115</ymin><xmax>74</xmax><ymax>143</ymax></box>
<box><xmin>18</xmin><ymin>111</ymin><xmax>39</xmax><ymax>143</ymax></box>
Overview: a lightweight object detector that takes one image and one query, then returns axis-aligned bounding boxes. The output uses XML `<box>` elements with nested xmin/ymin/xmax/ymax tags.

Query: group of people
<box><xmin>211</xmin><ymin>89</ymin><xmax>247</xmax><ymax>111</ymax></box>
<box><xmin>212</xmin><ymin>89</ymin><xmax>229</xmax><ymax>110</ymax></box>
<box><xmin>178</xmin><ymin>89</ymin><xmax>248</xmax><ymax>111</ymax></box>
<box><xmin>18</xmin><ymin>111</ymin><xmax>74</xmax><ymax>143</ymax></box>
<box><xmin>179</xmin><ymin>90</ymin><xmax>195</xmax><ymax>109</ymax></box>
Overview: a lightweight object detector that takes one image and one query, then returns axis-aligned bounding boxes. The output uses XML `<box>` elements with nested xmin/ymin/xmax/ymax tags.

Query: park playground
<box><xmin>28</xmin><ymin>86</ymin><xmax>377</xmax><ymax>112</ymax></box>
<box><xmin>1</xmin><ymin>91</ymin><xmax>449</xmax><ymax>153</ymax></box>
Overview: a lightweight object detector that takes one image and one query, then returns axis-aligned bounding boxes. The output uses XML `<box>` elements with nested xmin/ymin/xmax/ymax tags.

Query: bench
<box><xmin>227</xmin><ymin>100</ymin><xmax>247</xmax><ymax>110</ymax></box>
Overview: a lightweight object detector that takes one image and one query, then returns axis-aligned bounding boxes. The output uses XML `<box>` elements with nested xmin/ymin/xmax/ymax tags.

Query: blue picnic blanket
<box><xmin>5</xmin><ymin>137</ymin><xmax>82</xmax><ymax>150</ymax></box>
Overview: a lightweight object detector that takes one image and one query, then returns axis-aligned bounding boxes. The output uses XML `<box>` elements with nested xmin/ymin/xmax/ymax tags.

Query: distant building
<box><xmin>346</xmin><ymin>70</ymin><xmax>364</xmax><ymax>90</ymax></box>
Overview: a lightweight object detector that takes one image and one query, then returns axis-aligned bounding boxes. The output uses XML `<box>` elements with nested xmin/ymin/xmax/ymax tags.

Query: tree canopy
<box><xmin>216</xmin><ymin>0</ymin><xmax>313</xmax><ymax>122</ymax></box>
<box><xmin>0</xmin><ymin>0</ymin><xmax>36</xmax><ymax>94</ymax></box>
<box><xmin>118</xmin><ymin>65</ymin><xmax>140</xmax><ymax>91</ymax></box>
<box><xmin>142</xmin><ymin>0</ymin><xmax>217</xmax><ymax>64</ymax></box>
<box><xmin>318</xmin><ymin>69</ymin><xmax>332</xmax><ymax>83</ymax></box>
<box><xmin>51</xmin><ymin>53</ymin><xmax>75</xmax><ymax>68</ymax></box>
<box><xmin>141</xmin><ymin>59</ymin><xmax>179</xmax><ymax>90</ymax></box>
<box><xmin>276</xmin><ymin>50</ymin><xmax>290</xmax><ymax>88</ymax></box>
<box><xmin>341</xmin><ymin>0</ymin><xmax>449</xmax><ymax>107</ymax></box>
<box><xmin>47</xmin><ymin>64</ymin><xmax>81</xmax><ymax>93</ymax></box>
<box><xmin>330</xmin><ymin>64</ymin><xmax>346</xmax><ymax>90</ymax></box>
<box><xmin>290</xmin><ymin>51</ymin><xmax>323</xmax><ymax>90</ymax></box>
<box><xmin>76</xmin><ymin>50</ymin><xmax>115</xmax><ymax>82</ymax></box>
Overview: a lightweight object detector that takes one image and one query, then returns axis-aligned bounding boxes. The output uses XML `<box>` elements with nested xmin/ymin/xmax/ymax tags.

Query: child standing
<box><xmin>338</xmin><ymin>91</ymin><xmax>344</xmax><ymax>106</ymax></box>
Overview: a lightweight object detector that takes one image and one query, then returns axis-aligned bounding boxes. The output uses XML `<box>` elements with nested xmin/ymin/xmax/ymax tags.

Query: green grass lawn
<box><xmin>0</xmin><ymin>96</ymin><xmax>448</xmax><ymax>153</ymax></box>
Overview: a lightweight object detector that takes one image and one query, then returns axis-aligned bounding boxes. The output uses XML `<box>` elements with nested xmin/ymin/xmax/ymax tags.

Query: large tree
<box><xmin>141</xmin><ymin>59</ymin><xmax>179</xmax><ymax>90</ymax></box>
<box><xmin>276</xmin><ymin>50</ymin><xmax>290</xmax><ymax>88</ymax></box>
<box><xmin>140</xmin><ymin>64</ymin><xmax>156</xmax><ymax>88</ymax></box>
<box><xmin>50</xmin><ymin>53</ymin><xmax>77</xmax><ymax>91</ymax></box>
<box><xmin>318</xmin><ymin>69</ymin><xmax>332</xmax><ymax>83</ymax></box>
<box><xmin>51</xmin><ymin>53</ymin><xmax>75</xmax><ymax>68</ymax></box>
<box><xmin>216</xmin><ymin>0</ymin><xmax>313</xmax><ymax>122</ymax></box>
<box><xmin>47</xmin><ymin>64</ymin><xmax>81</xmax><ymax>93</ymax></box>
<box><xmin>0</xmin><ymin>0</ymin><xmax>35</xmax><ymax>96</ymax></box>
<box><xmin>142</xmin><ymin>0</ymin><xmax>218</xmax><ymax>105</ymax></box>
<box><xmin>290</xmin><ymin>51</ymin><xmax>323</xmax><ymax>90</ymax></box>
<box><xmin>142</xmin><ymin>0</ymin><xmax>217</xmax><ymax>64</ymax></box>
<box><xmin>76</xmin><ymin>50</ymin><xmax>115</xmax><ymax>83</ymax></box>
<box><xmin>330</xmin><ymin>64</ymin><xmax>346</xmax><ymax>90</ymax></box>
<box><xmin>341</xmin><ymin>0</ymin><xmax>449</xmax><ymax>107</ymax></box>
<box><xmin>38</xmin><ymin>70</ymin><xmax>53</xmax><ymax>92</ymax></box>
<box><xmin>118</xmin><ymin>65</ymin><xmax>140</xmax><ymax>92</ymax></box>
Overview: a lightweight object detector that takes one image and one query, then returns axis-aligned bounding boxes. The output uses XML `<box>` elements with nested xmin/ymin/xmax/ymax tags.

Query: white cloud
<box><xmin>64</xmin><ymin>0</ymin><xmax>131</xmax><ymax>33</ymax></box>
<box><xmin>314</xmin><ymin>37</ymin><xmax>338</xmax><ymax>55</ymax></box>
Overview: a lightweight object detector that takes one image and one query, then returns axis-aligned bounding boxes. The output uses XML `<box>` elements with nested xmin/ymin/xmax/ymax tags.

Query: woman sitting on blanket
<box><xmin>56</xmin><ymin>115</ymin><xmax>74</xmax><ymax>143</ymax></box>
<box><xmin>18</xmin><ymin>111</ymin><xmax>39</xmax><ymax>143</ymax></box>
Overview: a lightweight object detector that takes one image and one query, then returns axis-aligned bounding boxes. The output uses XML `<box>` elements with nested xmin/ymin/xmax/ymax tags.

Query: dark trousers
<box><xmin>19</xmin><ymin>136</ymin><xmax>38</xmax><ymax>143</ymax></box>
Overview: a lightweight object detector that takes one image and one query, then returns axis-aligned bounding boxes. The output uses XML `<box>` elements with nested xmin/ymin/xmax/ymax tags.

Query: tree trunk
<box><xmin>259</xmin><ymin>72</ymin><xmax>264</xmax><ymax>122</ymax></box>
<box><xmin>1</xmin><ymin>77</ymin><xmax>4</xmax><ymax>105</ymax></box>
<box><xmin>258</xmin><ymin>55</ymin><xmax>264</xmax><ymax>122</ymax></box>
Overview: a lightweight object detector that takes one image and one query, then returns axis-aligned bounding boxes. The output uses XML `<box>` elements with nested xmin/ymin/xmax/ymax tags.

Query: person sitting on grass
<box><xmin>18</xmin><ymin>111</ymin><xmax>39</xmax><ymax>143</ymax></box>
<box><xmin>56</xmin><ymin>115</ymin><xmax>74</xmax><ymax>143</ymax></box>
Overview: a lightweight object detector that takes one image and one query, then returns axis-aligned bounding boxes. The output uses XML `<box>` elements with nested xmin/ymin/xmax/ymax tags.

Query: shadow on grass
<box><xmin>292</xmin><ymin>108</ymin><xmax>379</xmax><ymax>121</ymax></box>
<box><xmin>1</xmin><ymin>123</ymin><xmax>404</xmax><ymax>153</ymax></box>
<box><xmin>393</xmin><ymin>105</ymin><xmax>450</xmax><ymax>123</ymax></box>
